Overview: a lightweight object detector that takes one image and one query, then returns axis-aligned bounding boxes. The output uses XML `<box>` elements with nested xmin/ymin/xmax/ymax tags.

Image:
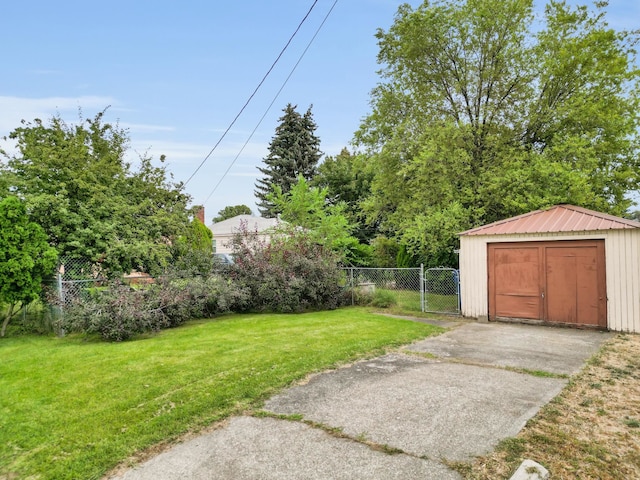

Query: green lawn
<box><xmin>0</xmin><ymin>308</ymin><xmax>442</xmax><ymax>480</ymax></box>
<box><xmin>377</xmin><ymin>289</ymin><xmax>459</xmax><ymax>313</ymax></box>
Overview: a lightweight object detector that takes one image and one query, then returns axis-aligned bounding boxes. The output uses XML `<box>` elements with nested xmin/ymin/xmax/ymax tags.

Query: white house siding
<box><xmin>460</xmin><ymin>230</ymin><xmax>640</xmax><ymax>333</ymax></box>
<box><xmin>208</xmin><ymin>215</ymin><xmax>281</xmax><ymax>255</ymax></box>
<box><xmin>212</xmin><ymin>234</ymin><xmax>233</xmax><ymax>254</ymax></box>
<box><xmin>211</xmin><ymin>232</ymin><xmax>274</xmax><ymax>254</ymax></box>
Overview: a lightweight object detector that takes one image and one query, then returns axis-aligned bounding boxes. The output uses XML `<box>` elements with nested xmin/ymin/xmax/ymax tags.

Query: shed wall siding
<box><xmin>460</xmin><ymin>236</ymin><xmax>488</xmax><ymax>318</ymax></box>
<box><xmin>605</xmin><ymin>229</ymin><xmax>640</xmax><ymax>332</ymax></box>
<box><xmin>460</xmin><ymin>230</ymin><xmax>640</xmax><ymax>333</ymax></box>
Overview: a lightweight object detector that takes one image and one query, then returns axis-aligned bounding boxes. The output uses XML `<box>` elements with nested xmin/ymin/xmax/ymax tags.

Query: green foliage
<box><xmin>625</xmin><ymin>210</ymin><xmax>640</xmax><ymax>222</ymax></box>
<box><xmin>370</xmin><ymin>236</ymin><xmax>400</xmax><ymax>268</ymax></box>
<box><xmin>314</xmin><ymin>148</ymin><xmax>376</xmax><ymax>242</ymax></box>
<box><xmin>170</xmin><ymin>218</ymin><xmax>214</xmax><ymax>276</ymax></box>
<box><xmin>357</xmin><ymin>0</ymin><xmax>640</xmax><ymax>265</ymax></box>
<box><xmin>269</xmin><ymin>176</ymin><xmax>371</xmax><ymax>265</ymax></box>
<box><xmin>395</xmin><ymin>245</ymin><xmax>413</xmax><ymax>268</ymax></box>
<box><xmin>58</xmin><ymin>276</ymin><xmax>248</xmax><ymax>341</ymax></box>
<box><xmin>0</xmin><ymin>196</ymin><xmax>58</xmax><ymax>336</ymax></box>
<box><xmin>2</xmin><ymin>111</ymin><xmax>192</xmax><ymax>277</ymax></box>
<box><xmin>402</xmin><ymin>202</ymin><xmax>468</xmax><ymax>268</ymax></box>
<box><xmin>255</xmin><ymin>104</ymin><xmax>322</xmax><ymax>217</ymax></box>
<box><xmin>228</xmin><ymin>223</ymin><xmax>346</xmax><ymax>312</ymax></box>
<box><xmin>371</xmin><ymin>289</ymin><xmax>397</xmax><ymax>308</ymax></box>
<box><xmin>212</xmin><ymin>204</ymin><xmax>252</xmax><ymax>223</ymax></box>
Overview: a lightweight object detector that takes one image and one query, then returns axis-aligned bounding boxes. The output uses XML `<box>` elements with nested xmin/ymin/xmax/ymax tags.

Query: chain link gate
<box><xmin>343</xmin><ymin>266</ymin><xmax>460</xmax><ymax>314</ymax></box>
<box><xmin>423</xmin><ymin>267</ymin><xmax>461</xmax><ymax>314</ymax></box>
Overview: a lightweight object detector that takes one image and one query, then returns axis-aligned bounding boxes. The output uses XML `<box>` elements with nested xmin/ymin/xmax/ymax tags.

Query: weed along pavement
<box><xmin>109</xmin><ymin>320</ymin><xmax>611</xmax><ymax>480</ymax></box>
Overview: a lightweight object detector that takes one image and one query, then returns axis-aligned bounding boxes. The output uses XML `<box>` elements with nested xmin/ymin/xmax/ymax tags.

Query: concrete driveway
<box><xmin>109</xmin><ymin>320</ymin><xmax>611</xmax><ymax>480</ymax></box>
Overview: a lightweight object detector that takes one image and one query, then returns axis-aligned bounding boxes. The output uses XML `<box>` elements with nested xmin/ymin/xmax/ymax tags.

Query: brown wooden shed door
<box><xmin>488</xmin><ymin>240</ymin><xmax>606</xmax><ymax>327</ymax></box>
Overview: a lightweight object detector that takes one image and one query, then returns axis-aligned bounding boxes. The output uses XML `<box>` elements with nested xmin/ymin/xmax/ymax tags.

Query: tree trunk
<box><xmin>0</xmin><ymin>304</ymin><xmax>14</xmax><ymax>337</ymax></box>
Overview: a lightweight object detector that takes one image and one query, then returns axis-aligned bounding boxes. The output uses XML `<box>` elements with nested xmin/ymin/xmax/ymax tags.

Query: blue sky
<box><xmin>1</xmin><ymin>0</ymin><xmax>638</xmax><ymax>222</ymax></box>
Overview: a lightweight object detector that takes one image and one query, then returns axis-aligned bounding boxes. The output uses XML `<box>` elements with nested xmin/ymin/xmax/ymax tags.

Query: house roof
<box><xmin>208</xmin><ymin>215</ymin><xmax>281</xmax><ymax>235</ymax></box>
<box><xmin>460</xmin><ymin>205</ymin><xmax>640</xmax><ymax>236</ymax></box>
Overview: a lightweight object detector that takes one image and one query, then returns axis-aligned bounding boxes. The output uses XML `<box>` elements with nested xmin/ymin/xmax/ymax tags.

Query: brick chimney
<box><xmin>195</xmin><ymin>206</ymin><xmax>205</xmax><ymax>224</ymax></box>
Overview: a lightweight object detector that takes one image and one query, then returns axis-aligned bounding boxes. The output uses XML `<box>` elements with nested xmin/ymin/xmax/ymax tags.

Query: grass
<box><xmin>0</xmin><ymin>307</ymin><xmax>442</xmax><ymax>480</ymax></box>
<box><xmin>375</xmin><ymin>288</ymin><xmax>459</xmax><ymax>313</ymax></box>
<box><xmin>465</xmin><ymin>333</ymin><xmax>640</xmax><ymax>479</ymax></box>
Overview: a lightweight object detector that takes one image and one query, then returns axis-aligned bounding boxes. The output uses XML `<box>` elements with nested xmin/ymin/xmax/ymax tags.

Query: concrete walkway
<box><xmin>108</xmin><ymin>320</ymin><xmax>612</xmax><ymax>480</ymax></box>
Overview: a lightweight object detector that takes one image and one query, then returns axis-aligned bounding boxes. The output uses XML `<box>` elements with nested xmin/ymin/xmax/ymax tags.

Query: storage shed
<box><xmin>459</xmin><ymin>205</ymin><xmax>640</xmax><ymax>333</ymax></box>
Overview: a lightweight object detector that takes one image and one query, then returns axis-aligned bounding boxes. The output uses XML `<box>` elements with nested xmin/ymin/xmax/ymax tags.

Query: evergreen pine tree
<box><xmin>255</xmin><ymin>103</ymin><xmax>322</xmax><ymax>217</ymax></box>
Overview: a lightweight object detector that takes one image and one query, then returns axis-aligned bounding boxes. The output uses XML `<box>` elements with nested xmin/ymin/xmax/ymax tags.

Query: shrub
<box><xmin>168</xmin><ymin>275</ymin><xmax>249</xmax><ymax>318</ymax></box>
<box><xmin>371</xmin><ymin>289</ymin><xmax>397</xmax><ymax>308</ymax></box>
<box><xmin>228</xmin><ymin>224</ymin><xmax>345</xmax><ymax>313</ymax></box>
<box><xmin>351</xmin><ymin>288</ymin><xmax>374</xmax><ymax>306</ymax></box>
<box><xmin>57</xmin><ymin>275</ymin><xmax>248</xmax><ymax>341</ymax></box>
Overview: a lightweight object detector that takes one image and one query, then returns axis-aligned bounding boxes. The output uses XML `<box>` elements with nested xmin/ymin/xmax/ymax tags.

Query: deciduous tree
<box><xmin>170</xmin><ymin>216</ymin><xmax>214</xmax><ymax>276</ymax></box>
<box><xmin>0</xmin><ymin>196</ymin><xmax>57</xmax><ymax>336</ymax></box>
<box><xmin>314</xmin><ymin>148</ymin><xmax>376</xmax><ymax>243</ymax></box>
<box><xmin>212</xmin><ymin>204</ymin><xmax>252</xmax><ymax>223</ymax></box>
<box><xmin>356</xmin><ymin>0</ymin><xmax>640</xmax><ymax>266</ymax></box>
<box><xmin>2</xmin><ymin>111</ymin><xmax>193</xmax><ymax>276</ymax></box>
<box><xmin>269</xmin><ymin>176</ymin><xmax>371</xmax><ymax>265</ymax></box>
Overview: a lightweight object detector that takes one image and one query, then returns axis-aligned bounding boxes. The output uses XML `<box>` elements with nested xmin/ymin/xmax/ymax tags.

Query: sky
<box><xmin>1</xmin><ymin>0</ymin><xmax>639</xmax><ymax>223</ymax></box>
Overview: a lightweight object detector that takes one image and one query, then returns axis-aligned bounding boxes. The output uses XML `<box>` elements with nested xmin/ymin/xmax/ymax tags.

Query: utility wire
<box><xmin>183</xmin><ymin>0</ymin><xmax>320</xmax><ymax>186</ymax></box>
<box><xmin>202</xmin><ymin>0</ymin><xmax>339</xmax><ymax>206</ymax></box>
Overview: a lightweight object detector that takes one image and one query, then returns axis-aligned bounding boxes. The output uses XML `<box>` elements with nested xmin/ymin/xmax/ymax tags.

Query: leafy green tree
<box><xmin>170</xmin><ymin>216</ymin><xmax>214</xmax><ymax>276</ymax></box>
<box><xmin>626</xmin><ymin>210</ymin><xmax>640</xmax><ymax>222</ymax></box>
<box><xmin>269</xmin><ymin>176</ymin><xmax>371</xmax><ymax>265</ymax></box>
<box><xmin>212</xmin><ymin>204</ymin><xmax>252</xmax><ymax>223</ymax></box>
<box><xmin>0</xmin><ymin>196</ymin><xmax>58</xmax><ymax>336</ymax></box>
<box><xmin>356</xmin><ymin>0</ymin><xmax>640</xmax><ymax>266</ymax></box>
<box><xmin>2</xmin><ymin>112</ymin><xmax>193</xmax><ymax>276</ymax></box>
<box><xmin>370</xmin><ymin>236</ymin><xmax>399</xmax><ymax>268</ymax></box>
<box><xmin>314</xmin><ymin>148</ymin><xmax>376</xmax><ymax>242</ymax></box>
<box><xmin>255</xmin><ymin>104</ymin><xmax>322</xmax><ymax>217</ymax></box>
<box><xmin>395</xmin><ymin>245</ymin><xmax>414</xmax><ymax>269</ymax></box>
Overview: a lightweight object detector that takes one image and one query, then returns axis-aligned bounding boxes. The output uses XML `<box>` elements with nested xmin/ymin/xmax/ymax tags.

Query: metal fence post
<box><xmin>57</xmin><ymin>270</ymin><xmax>64</xmax><ymax>307</ymax></box>
<box><xmin>420</xmin><ymin>263</ymin><xmax>425</xmax><ymax>312</ymax></box>
<box><xmin>54</xmin><ymin>268</ymin><xmax>65</xmax><ymax>332</ymax></box>
<box><xmin>350</xmin><ymin>267</ymin><xmax>354</xmax><ymax>306</ymax></box>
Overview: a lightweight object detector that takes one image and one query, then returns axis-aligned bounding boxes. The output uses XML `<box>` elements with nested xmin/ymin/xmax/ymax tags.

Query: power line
<box><xmin>183</xmin><ymin>0</ymin><xmax>320</xmax><ymax>186</ymax></box>
<box><xmin>202</xmin><ymin>0</ymin><xmax>339</xmax><ymax>206</ymax></box>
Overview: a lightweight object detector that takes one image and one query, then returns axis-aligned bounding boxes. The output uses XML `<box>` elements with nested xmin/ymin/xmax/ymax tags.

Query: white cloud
<box><xmin>129</xmin><ymin>139</ymin><xmax>268</xmax><ymax>165</ymax></box>
<box><xmin>128</xmin><ymin>140</ymin><xmax>207</xmax><ymax>162</ymax></box>
<box><xmin>121</xmin><ymin>123</ymin><xmax>176</xmax><ymax>133</ymax></box>
<box><xmin>0</xmin><ymin>95</ymin><xmax>117</xmax><ymax>134</ymax></box>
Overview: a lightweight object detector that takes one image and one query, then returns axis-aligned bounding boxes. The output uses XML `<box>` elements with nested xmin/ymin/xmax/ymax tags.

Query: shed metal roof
<box><xmin>460</xmin><ymin>205</ymin><xmax>640</xmax><ymax>236</ymax></box>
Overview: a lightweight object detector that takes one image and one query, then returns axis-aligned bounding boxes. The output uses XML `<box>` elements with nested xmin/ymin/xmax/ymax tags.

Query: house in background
<box><xmin>208</xmin><ymin>215</ymin><xmax>280</xmax><ymax>254</ymax></box>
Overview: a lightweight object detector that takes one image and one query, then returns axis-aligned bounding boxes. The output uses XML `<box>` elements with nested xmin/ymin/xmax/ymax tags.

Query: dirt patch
<box><xmin>465</xmin><ymin>333</ymin><xmax>640</xmax><ymax>480</ymax></box>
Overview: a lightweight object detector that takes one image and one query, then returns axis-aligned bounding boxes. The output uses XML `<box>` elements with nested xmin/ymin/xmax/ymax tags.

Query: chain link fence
<box><xmin>46</xmin><ymin>260</ymin><xmax>461</xmax><ymax>322</ymax></box>
<box><xmin>424</xmin><ymin>267</ymin><xmax>460</xmax><ymax>314</ymax></box>
<box><xmin>55</xmin><ymin>257</ymin><xmax>105</xmax><ymax>306</ymax></box>
<box><xmin>343</xmin><ymin>266</ymin><xmax>460</xmax><ymax>314</ymax></box>
<box><xmin>344</xmin><ymin>267</ymin><xmax>423</xmax><ymax>311</ymax></box>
